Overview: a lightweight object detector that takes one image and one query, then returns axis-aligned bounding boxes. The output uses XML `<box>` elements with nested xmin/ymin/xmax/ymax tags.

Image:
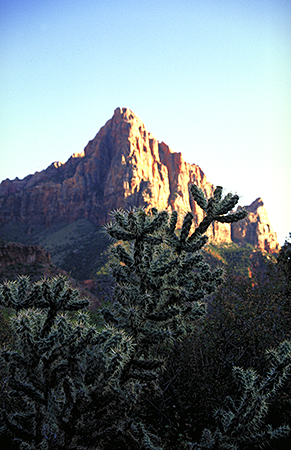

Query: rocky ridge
<box><xmin>0</xmin><ymin>107</ymin><xmax>279</xmax><ymax>252</ymax></box>
<box><xmin>231</xmin><ymin>198</ymin><xmax>280</xmax><ymax>252</ymax></box>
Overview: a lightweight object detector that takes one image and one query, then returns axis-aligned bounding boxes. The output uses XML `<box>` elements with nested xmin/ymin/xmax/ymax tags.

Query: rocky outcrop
<box><xmin>0</xmin><ymin>241</ymin><xmax>57</xmax><ymax>282</ymax></box>
<box><xmin>231</xmin><ymin>198</ymin><xmax>280</xmax><ymax>252</ymax></box>
<box><xmin>0</xmin><ymin>107</ymin><xmax>279</xmax><ymax>249</ymax></box>
<box><xmin>0</xmin><ymin>242</ymin><xmax>51</xmax><ymax>267</ymax></box>
<box><xmin>0</xmin><ymin>240</ymin><xmax>101</xmax><ymax>305</ymax></box>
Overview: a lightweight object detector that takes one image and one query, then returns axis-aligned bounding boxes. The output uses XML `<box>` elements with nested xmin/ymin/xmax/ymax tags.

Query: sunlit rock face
<box><xmin>231</xmin><ymin>198</ymin><xmax>280</xmax><ymax>252</ymax></box>
<box><xmin>0</xmin><ymin>107</ymin><xmax>279</xmax><ymax>249</ymax></box>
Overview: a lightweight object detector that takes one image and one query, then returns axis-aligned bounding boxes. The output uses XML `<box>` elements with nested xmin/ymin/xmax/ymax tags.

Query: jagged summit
<box><xmin>247</xmin><ymin>197</ymin><xmax>264</xmax><ymax>213</ymax></box>
<box><xmin>0</xmin><ymin>108</ymin><xmax>280</xmax><ymax>251</ymax></box>
<box><xmin>232</xmin><ymin>198</ymin><xmax>280</xmax><ymax>252</ymax></box>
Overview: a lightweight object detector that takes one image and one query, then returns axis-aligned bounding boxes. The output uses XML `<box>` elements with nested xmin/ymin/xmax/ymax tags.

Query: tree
<box><xmin>277</xmin><ymin>232</ymin><xmax>291</xmax><ymax>298</ymax></box>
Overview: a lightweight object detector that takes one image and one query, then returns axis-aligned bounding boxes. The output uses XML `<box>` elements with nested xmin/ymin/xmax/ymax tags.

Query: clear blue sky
<box><xmin>1</xmin><ymin>0</ymin><xmax>290</xmax><ymax>244</ymax></box>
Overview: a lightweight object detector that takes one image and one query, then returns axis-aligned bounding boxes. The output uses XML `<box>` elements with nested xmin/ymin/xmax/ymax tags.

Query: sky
<box><xmin>0</xmin><ymin>0</ymin><xmax>290</xmax><ymax>245</ymax></box>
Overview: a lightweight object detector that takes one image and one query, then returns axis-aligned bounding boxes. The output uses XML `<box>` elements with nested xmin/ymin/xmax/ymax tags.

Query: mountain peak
<box><xmin>248</xmin><ymin>197</ymin><xmax>264</xmax><ymax>213</ymax></box>
<box><xmin>232</xmin><ymin>197</ymin><xmax>280</xmax><ymax>252</ymax></box>
<box><xmin>0</xmin><ymin>108</ymin><xmax>280</xmax><ymax>252</ymax></box>
<box><xmin>113</xmin><ymin>106</ymin><xmax>137</xmax><ymax>118</ymax></box>
<box><xmin>109</xmin><ymin>107</ymin><xmax>147</xmax><ymax>132</ymax></box>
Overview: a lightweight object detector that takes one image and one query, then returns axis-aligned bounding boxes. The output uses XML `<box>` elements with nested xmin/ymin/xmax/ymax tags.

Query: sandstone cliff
<box><xmin>231</xmin><ymin>198</ymin><xmax>280</xmax><ymax>252</ymax></box>
<box><xmin>0</xmin><ymin>107</ymin><xmax>279</xmax><ymax>251</ymax></box>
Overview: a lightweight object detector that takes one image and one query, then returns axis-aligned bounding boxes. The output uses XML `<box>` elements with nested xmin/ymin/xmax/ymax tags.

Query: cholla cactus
<box><xmin>189</xmin><ymin>185</ymin><xmax>247</xmax><ymax>239</ymax></box>
<box><xmin>0</xmin><ymin>276</ymin><xmax>136</xmax><ymax>449</ymax></box>
<box><xmin>191</xmin><ymin>340</ymin><xmax>291</xmax><ymax>450</ymax></box>
<box><xmin>102</xmin><ymin>185</ymin><xmax>247</xmax><ymax>426</ymax></box>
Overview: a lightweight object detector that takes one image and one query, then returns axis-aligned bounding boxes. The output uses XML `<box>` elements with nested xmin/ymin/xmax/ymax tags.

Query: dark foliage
<box><xmin>158</xmin><ymin>242</ymin><xmax>291</xmax><ymax>448</ymax></box>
